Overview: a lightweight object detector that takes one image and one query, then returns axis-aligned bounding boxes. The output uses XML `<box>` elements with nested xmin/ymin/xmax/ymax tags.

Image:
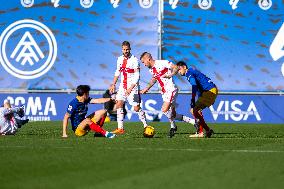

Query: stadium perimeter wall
<box><xmin>0</xmin><ymin>0</ymin><xmax>283</xmax><ymax>92</ymax></box>
<box><xmin>0</xmin><ymin>92</ymin><xmax>283</xmax><ymax>124</ymax></box>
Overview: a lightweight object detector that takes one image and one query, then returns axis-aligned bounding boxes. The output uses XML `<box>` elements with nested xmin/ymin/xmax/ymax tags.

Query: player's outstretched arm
<box><xmin>141</xmin><ymin>77</ymin><xmax>157</xmax><ymax>94</ymax></box>
<box><xmin>109</xmin><ymin>76</ymin><xmax>119</xmax><ymax>94</ymax></box>
<box><xmin>62</xmin><ymin>113</ymin><xmax>70</xmax><ymax>138</ymax></box>
<box><xmin>162</xmin><ymin>64</ymin><xmax>179</xmax><ymax>78</ymax></box>
<box><xmin>126</xmin><ymin>68</ymin><xmax>140</xmax><ymax>95</ymax></box>
<box><xmin>90</xmin><ymin>98</ymin><xmax>112</xmax><ymax>104</ymax></box>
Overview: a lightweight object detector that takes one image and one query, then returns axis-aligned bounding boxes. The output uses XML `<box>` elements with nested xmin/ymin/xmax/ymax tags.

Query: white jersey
<box><xmin>149</xmin><ymin>60</ymin><xmax>177</xmax><ymax>94</ymax></box>
<box><xmin>115</xmin><ymin>54</ymin><xmax>140</xmax><ymax>91</ymax></box>
<box><xmin>0</xmin><ymin>107</ymin><xmax>18</xmax><ymax>135</ymax></box>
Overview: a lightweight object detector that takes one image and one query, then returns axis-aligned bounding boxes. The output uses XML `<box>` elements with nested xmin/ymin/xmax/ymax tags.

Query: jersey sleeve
<box><xmin>189</xmin><ymin>77</ymin><xmax>197</xmax><ymax>86</ymax></box>
<box><xmin>66</xmin><ymin>101</ymin><xmax>76</xmax><ymax>115</ymax></box>
<box><xmin>165</xmin><ymin>60</ymin><xmax>173</xmax><ymax>69</ymax></box>
<box><xmin>134</xmin><ymin>57</ymin><xmax>140</xmax><ymax>69</ymax></box>
<box><xmin>114</xmin><ymin>58</ymin><xmax>121</xmax><ymax>77</ymax></box>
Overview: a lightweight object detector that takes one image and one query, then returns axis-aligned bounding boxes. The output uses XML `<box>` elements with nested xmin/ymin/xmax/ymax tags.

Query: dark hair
<box><xmin>176</xmin><ymin>61</ymin><xmax>188</xmax><ymax>69</ymax></box>
<box><xmin>140</xmin><ymin>52</ymin><xmax>151</xmax><ymax>60</ymax></box>
<box><xmin>122</xmin><ymin>41</ymin><xmax>131</xmax><ymax>48</ymax></box>
<box><xmin>76</xmin><ymin>85</ymin><xmax>90</xmax><ymax>96</ymax></box>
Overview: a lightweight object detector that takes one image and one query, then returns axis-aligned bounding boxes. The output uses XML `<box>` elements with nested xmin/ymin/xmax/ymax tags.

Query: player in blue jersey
<box><xmin>62</xmin><ymin>85</ymin><xmax>116</xmax><ymax>138</ymax></box>
<box><xmin>176</xmin><ymin>61</ymin><xmax>218</xmax><ymax>138</ymax></box>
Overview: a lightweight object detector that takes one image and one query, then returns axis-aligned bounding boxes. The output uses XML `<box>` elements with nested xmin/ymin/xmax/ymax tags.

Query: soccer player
<box><xmin>0</xmin><ymin>100</ymin><xmax>29</xmax><ymax>135</ymax></box>
<box><xmin>62</xmin><ymin>85</ymin><xmax>116</xmax><ymax>138</ymax></box>
<box><xmin>176</xmin><ymin>61</ymin><xmax>217</xmax><ymax>138</ymax></box>
<box><xmin>109</xmin><ymin>41</ymin><xmax>148</xmax><ymax>134</ymax></box>
<box><xmin>140</xmin><ymin>52</ymin><xmax>197</xmax><ymax>138</ymax></box>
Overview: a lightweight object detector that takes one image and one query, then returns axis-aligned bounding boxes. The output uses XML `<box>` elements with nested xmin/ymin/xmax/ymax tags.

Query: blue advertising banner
<box><xmin>163</xmin><ymin>0</ymin><xmax>284</xmax><ymax>92</ymax></box>
<box><xmin>0</xmin><ymin>93</ymin><xmax>283</xmax><ymax>124</ymax></box>
<box><xmin>0</xmin><ymin>0</ymin><xmax>158</xmax><ymax>89</ymax></box>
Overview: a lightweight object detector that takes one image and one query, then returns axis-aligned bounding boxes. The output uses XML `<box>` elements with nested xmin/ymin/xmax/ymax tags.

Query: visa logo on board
<box><xmin>210</xmin><ymin>100</ymin><xmax>261</xmax><ymax>121</ymax></box>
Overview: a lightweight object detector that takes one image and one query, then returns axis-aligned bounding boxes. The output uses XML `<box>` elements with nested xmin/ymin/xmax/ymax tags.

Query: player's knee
<box><xmin>133</xmin><ymin>106</ymin><xmax>140</xmax><ymax>112</ymax></box>
<box><xmin>99</xmin><ymin>109</ymin><xmax>107</xmax><ymax>115</ymax></box>
<box><xmin>172</xmin><ymin>110</ymin><xmax>176</xmax><ymax>118</ymax></box>
<box><xmin>116</xmin><ymin>100</ymin><xmax>124</xmax><ymax>108</ymax></box>
<box><xmin>102</xmin><ymin>110</ymin><xmax>107</xmax><ymax>116</ymax></box>
<box><xmin>161</xmin><ymin>107</ymin><xmax>169</xmax><ymax>113</ymax></box>
<box><xmin>85</xmin><ymin>118</ymin><xmax>92</xmax><ymax>124</ymax></box>
<box><xmin>193</xmin><ymin>108</ymin><xmax>201</xmax><ymax>117</ymax></box>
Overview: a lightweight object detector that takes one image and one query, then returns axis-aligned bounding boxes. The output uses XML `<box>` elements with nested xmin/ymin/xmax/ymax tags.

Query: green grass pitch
<box><xmin>1</xmin><ymin>121</ymin><xmax>284</xmax><ymax>189</ymax></box>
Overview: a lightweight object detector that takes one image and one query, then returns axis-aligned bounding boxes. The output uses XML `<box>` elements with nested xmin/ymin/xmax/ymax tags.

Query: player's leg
<box><xmin>129</xmin><ymin>92</ymin><xmax>148</xmax><ymax>128</ymax></box>
<box><xmin>161</xmin><ymin>90</ymin><xmax>179</xmax><ymax>137</ymax></box>
<box><xmin>175</xmin><ymin>107</ymin><xmax>196</xmax><ymax>127</ymax></box>
<box><xmin>75</xmin><ymin>118</ymin><xmax>115</xmax><ymax>138</ymax></box>
<box><xmin>86</xmin><ymin>110</ymin><xmax>107</xmax><ymax>138</ymax></box>
<box><xmin>193</xmin><ymin>89</ymin><xmax>218</xmax><ymax>138</ymax></box>
<box><xmin>193</xmin><ymin>106</ymin><xmax>214</xmax><ymax>138</ymax></box>
<box><xmin>87</xmin><ymin>109</ymin><xmax>107</xmax><ymax>127</ymax></box>
<box><xmin>112</xmin><ymin>100</ymin><xmax>125</xmax><ymax>134</ymax></box>
<box><xmin>112</xmin><ymin>87</ymin><xmax>126</xmax><ymax>134</ymax></box>
<box><xmin>172</xmin><ymin>91</ymin><xmax>197</xmax><ymax>132</ymax></box>
<box><xmin>188</xmin><ymin>108</ymin><xmax>204</xmax><ymax>138</ymax></box>
<box><xmin>161</xmin><ymin>100</ymin><xmax>176</xmax><ymax>138</ymax></box>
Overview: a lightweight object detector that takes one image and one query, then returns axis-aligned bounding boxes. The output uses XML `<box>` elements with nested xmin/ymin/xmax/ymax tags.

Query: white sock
<box><xmin>117</xmin><ymin>108</ymin><xmax>124</xmax><ymax>129</ymax></box>
<box><xmin>163</xmin><ymin>107</ymin><xmax>176</xmax><ymax>129</ymax></box>
<box><xmin>138</xmin><ymin>109</ymin><xmax>148</xmax><ymax>128</ymax></box>
<box><xmin>175</xmin><ymin>114</ymin><xmax>195</xmax><ymax>125</ymax></box>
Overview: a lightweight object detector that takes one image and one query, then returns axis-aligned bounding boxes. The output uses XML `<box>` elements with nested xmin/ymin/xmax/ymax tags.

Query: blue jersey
<box><xmin>185</xmin><ymin>68</ymin><xmax>215</xmax><ymax>93</ymax></box>
<box><xmin>66</xmin><ymin>97</ymin><xmax>91</xmax><ymax>131</ymax></box>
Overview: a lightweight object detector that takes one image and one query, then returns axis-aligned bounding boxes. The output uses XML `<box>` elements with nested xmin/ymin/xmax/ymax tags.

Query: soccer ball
<box><xmin>143</xmin><ymin>126</ymin><xmax>155</xmax><ymax>138</ymax></box>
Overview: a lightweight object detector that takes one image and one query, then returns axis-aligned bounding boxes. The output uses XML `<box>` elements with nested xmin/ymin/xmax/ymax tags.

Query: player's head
<box><xmin>176</xmin><ymin>61</ymin><xmax>188</xmax><ymax>76</ymax></box>
<box><xmin>140</xmin><ymin>52</ymin><xmax>153</xmax><ymax>68</ymax></box>
<box><xmin>122</xmin><ymin>41</ymin><xmax>131</xmax><ymax>58</ymax></box>
<box><xmin>76</xmin><ymin>85</ymin><xmax>90</xmax><ymax>100</ymax></box>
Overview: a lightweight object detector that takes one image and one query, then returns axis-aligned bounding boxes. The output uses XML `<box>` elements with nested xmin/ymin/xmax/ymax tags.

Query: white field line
<box><xmin>0</xmin><ymin>145</ymin><xmax>283</xmax><ymax>153</ymax></box>
<box><xmin>101</xmin><ymin>147</ymin><xmax>284</xmax><ymax>153</ymax></box>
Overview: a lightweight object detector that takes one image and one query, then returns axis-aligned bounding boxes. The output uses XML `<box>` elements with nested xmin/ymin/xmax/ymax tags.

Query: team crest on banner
<box><xmin>0</xmin><ymin>19</ymin><xmax>57</xmax><ymax>79</ymax></box>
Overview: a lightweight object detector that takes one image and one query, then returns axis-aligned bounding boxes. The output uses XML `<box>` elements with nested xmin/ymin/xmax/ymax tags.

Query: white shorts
<box><xmin>162</xmin><ymin>88</ymin><xmax>178</xmax><ymax>104</ymax></box>
<box><xmin>116</xmin><ymin>86</ymin><xmax>141</xmax><ymax>106</ymax></box>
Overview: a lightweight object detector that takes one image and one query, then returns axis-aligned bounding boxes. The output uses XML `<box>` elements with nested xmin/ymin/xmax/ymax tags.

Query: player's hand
<box><xmin>110</xmin><ymin>93</ymin><xmax>116</xmax><ymax>100</ymax></box>
<box><xmin>125</xmin><ymin>88</ymin><xmax>132</xmax><ymax>96</ymax></box>
<box><xmin>62</xmin><ymin>133</ymin><xmax>68</xmax><ymax>138</ymax></box>
<box><xmin>161</xmin><ymin>74</ymin><xmax>172</xmax><ymax>79</ymax></box>
<box><xmin>109</xmin><ymin>84</ymin><xmax>116</xmax><ymax>94</ymax></box>
<box><xmin>140</xmin><ymin>88</ymin><xmax>148</xmax><ymax>94</ymax></box>
<box><xmin>190</xmin><ymin>108</ymin><xmax>194</xmax><ymax>115</ymax></box>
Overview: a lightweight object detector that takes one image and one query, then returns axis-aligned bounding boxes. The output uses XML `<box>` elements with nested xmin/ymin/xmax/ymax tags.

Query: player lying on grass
<box><xmin>140</xmin><ymin>52</ymin><xmax>198</xmax><ymax>138</ymax></box>
<box><xmin>0</xmin><ymin>100</ymin><xmax>29</xmax><ymax>135</ymax></box>
<box><xmin>62</xmin><ymin>85</ymin><xmax>116</xmax><ymax>138</ymax></box>
<box><xmin>176</xmin><ymin>61</ymin><xmax>217</xmax><ymax>138</ymax></box>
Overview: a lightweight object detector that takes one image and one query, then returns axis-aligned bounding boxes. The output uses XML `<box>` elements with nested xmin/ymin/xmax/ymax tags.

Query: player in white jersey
<box><xmin>0</xmin><ymin>100</ymin><xmax>29</xmax><ymax>135</ymax></box>
<box><xmin>109</xmin><ymin>41</ymin><xmax>148</xmax><ymax>134</ymax></box>
<box><xmin>140</xmin><ymin>52</ymin><xmax>198</xmax><ymax>138</ymax></box>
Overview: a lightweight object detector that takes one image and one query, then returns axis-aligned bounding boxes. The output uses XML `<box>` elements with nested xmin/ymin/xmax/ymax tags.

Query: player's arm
<box><xmin>110</xmin><ymin>60</ymin><xmax>121</xmax><ymax>93</ymax></box>
<box><xmin>126</xmin><ymin>66</ymin><xmax>140</xmax><ymax>95</ymax></box>
<box><xmin>62</xmin><ymin>112</ymin><xmax>70</xmax><ymax>138</ymax></box>
<box><xmin>190</xmin><ymin>77</ymin><xmax>198</xmax><ymax>109</ymax></box>
<box><xmin>110</xmin><ymin>76</ymin><xmax>119</xmax><ymax>93</ymax></box>
<box><xmin>168</xmin><ymin>63</ymin><xmax>179</xmax><ymax>77</ymax></box>
<box><xmin>141</xmin><ymin>77</ymin><xmax>157</xmax><ymax>94</ymax></box>
<box><xmin>161</xmin><ymin>62</ymin><xmax>179</xmax><ymax>78</ymax></box>
<box><xmin>90</xmin><ymin>98</ymin><xmax>112</xmax><ymax>104</ymax></box>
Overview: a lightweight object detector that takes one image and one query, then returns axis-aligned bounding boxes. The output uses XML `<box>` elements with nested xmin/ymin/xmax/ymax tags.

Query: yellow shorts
<box><xmin>86</xmin><ymin>112</ymin><xmax>98</xmax><ymax>123</ymax></box>
<box><xmin>195</xmin><ymin>87</ymin><xmax>218</xmax><ymax>110</ymax></box>
<box><xmin>74</xmin><ymin>127</ymin><xmax>89</xmax><ymax>137</ymax></box>
<box><xmin>74</xmin><ymin>113</ymin><xmax>98</xmax><ymax>137</ymax></box>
